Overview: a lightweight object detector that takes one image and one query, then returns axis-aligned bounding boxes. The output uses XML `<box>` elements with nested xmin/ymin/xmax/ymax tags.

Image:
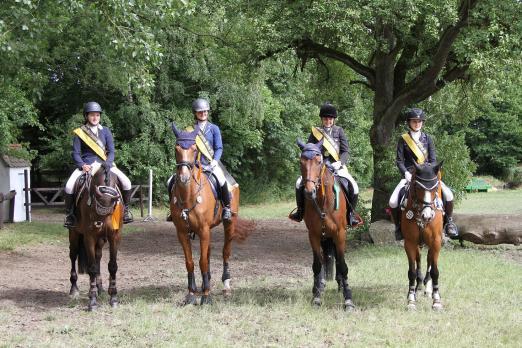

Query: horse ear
<box><xmin>296</xmin><ymin>139</ymin><xmax>305</xmax><ymax>150</ymax></box>
<box><xmin>413</xmin><ymin>161</ymin><xmax>421</xmax><ymax>172</ymax></box>
<box><xmin>191</xmin><ymin>124</ymin><xmax>200</xmax><ymax>137</ymax></box>
<box><xmin>171</xmin><ymin>122</ymin><xmax>180</xmax><ymax>137</ymax></box>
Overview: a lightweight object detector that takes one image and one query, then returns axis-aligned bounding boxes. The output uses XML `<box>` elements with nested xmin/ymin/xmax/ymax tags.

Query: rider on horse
<box><xmin>63</xmin><ymin>101</ymin><xmax>133</xmax><ymax>228</ymax></box>
<box><xmin>167</xmin><ymin>98</ymin><xmax>232</xmax><ymax>221</ymax></box>
<box><xmin>389</xmin><ymin>108</ymin><xmax>459</xmax><ymax>240</ymax></box>
<box><xmin>289</xmin><ymin>102</ymin><xmax>359</xmax><ymax>226</ymax></box>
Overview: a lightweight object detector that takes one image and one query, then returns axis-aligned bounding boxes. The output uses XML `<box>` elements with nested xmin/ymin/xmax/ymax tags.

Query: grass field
<box><xmin>0</xmin><ymin>246</ymin><xmax>520</xmax><ymax>347</ymax></box>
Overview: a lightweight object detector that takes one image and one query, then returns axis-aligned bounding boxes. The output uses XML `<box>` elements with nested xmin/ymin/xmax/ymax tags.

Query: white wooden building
<box><xmin>0</xmin><ymin>154</ymin><xmax>31</xmax><ymax>222</ymax></box>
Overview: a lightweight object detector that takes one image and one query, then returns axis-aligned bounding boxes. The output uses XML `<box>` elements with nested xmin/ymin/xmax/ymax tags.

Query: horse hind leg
<box><xmin>68</xmin><ymin>230</ymin><xmax>80</xmax><ymax>298</ymax></box>
<box><xmin>222</xmin><ymin>221</ymin><xmax>234</xmax><ymax>297</ymax></box>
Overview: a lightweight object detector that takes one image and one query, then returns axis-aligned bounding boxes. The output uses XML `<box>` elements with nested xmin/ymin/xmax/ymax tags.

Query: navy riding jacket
<box><xmin>196</xmin><ymin>122</ymin><xmax>223</xmax><ymax>165</ymax></box>
<box><xmin>72</xmin><ymin>125</ymin><xmax>115</xmax><ymax>169</ymax></box>
<box><xmin>307</xmin><ymin>125</ymin><xmax>349</xmax><ymax>165</ymax></box>
<box><xmin>396</xmin><ymin>131</ymin><xmax>436</xmax><ymax>177</ymax></box>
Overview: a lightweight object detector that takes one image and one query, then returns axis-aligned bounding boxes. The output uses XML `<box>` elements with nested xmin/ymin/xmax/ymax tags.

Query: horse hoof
<box><xmin>407</xmin><ymin>302</ymin><xmax>416</xmax><ymax>311</ymax></box>
<box><xmin>183</xmin><ymin>293</ymin><xmax>198</xmax><ymax>306</ymax></box>
<box><xmin>88</xmin><ymin>303</ymin><xmax>98</xmax><ymax>312</ymax></box>
<box><xmin>344</xmin><ymin>299</ymin><xmax>356</xmax><ymax>312</ymax></box>
<box><xmin>311</xmin><ymin>297</ymin><xmax>321</xmax><ymax>307</ymax></box>
<box><xmin>69</xmin><ymin>288</ymin><xmax>80</xmax><ymax>298</ymax></box>
<box><xmin>200</xmin><ymin>295</ymin><xmax>213</xmax><ymax>305</ymax></box>
<box><xmin>432</xmin><ymin>302</ymin><xmax>443</xmax><ymax>311</ymax></box>
<box><xmin>110</xmin><ymin>297</ymin><xmax>119</xmax><ymax>308</ymax></box>
<box><xmin>222</xmin><ymin>289</ymin><xmax>232</xmax><ymax>298</ymax></box>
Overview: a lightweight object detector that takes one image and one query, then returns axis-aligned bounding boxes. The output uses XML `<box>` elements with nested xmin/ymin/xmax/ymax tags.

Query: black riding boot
<box><xmin>444</xmin><ymin>200</ymin><xmax>459</xmax><ymax>239</ymax></box>
<box><xmin>221</xmin><ymin>182</ymin><xmax>232</xmax><ymax>221</ymax></box>
<box><xmin>64</xmin><ymin>193</ymin><xmax>76</xmax><ymax>228</ymax></box>
<box><xmin>348</xmin><ymin>193</ymin><xmax>359</xmax><ymax>226</ymax></box>
<box><xmin>391</xmin><ymin>207</ymin><xmax>403</xmax><ymax>241</ymax></box>
<box><xmin>289</xmin><ymin>186</ymin><xmax>305</xmax><ymax>222</ymax></box>
<box><xmin>122</xmin><ymin>189</ymin><xmax>134</xmax><ymax>224</ymax></box>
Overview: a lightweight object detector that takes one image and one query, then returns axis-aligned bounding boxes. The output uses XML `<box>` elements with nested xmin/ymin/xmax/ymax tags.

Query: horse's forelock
<box><xmin>301</xmin><ymin>143</ymin><xmax>322</xmax><ymax>160</ymax></box>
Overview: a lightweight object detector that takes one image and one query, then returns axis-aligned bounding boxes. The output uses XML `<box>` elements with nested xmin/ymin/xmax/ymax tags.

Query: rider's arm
<box><xmin>72</xmin><ymin>136</ymin><xmax>85</xmax><ymax>169</ymax></box>
<box><xmin>426</xmin><ymin>134</ymin><xmax>437</xmax><ymax>164</ymax></box>
<box><xmin>211</xmin><ymin>124</ymin><xmax>223</xmax><ymax>161</ymax></box>
<box><xmin>338</xmin><ymin>128</ymin><xmax>349</xmax><ymax>165</ymax></box>
<box><xmin>396</xmin><ymin>137</ymin><xmax>408</xmax><ymax>176</ymax></box>
<box><xmin>104</xmin><ymin>127</ymin><xmax>115</xmax><ymax>166</ymax></box>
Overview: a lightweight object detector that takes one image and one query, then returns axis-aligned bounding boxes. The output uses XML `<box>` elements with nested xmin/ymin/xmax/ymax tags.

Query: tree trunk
<box><xmin>455</xmin><ymin>214</ymin><xmax>522</xmax><ymax>246</ymax></box>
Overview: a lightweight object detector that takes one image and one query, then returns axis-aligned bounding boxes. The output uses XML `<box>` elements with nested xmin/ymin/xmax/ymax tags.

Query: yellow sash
<box><xmin>401</xmin><ymin>133</ymin><xmax>426</xmax><ymax>164</ymax></box>
<box><xmin>311</xmin><ymin>127</ymin><xmax>340</xmax><ymax>161</ymax></box>
<box><xmin>186</xmin><ymin>126</ymin><xmax>213</xmax><ymax>161</ymax></box>
<box><xmin>73</xmin><ymin>128</ymin><xmax>107</xmax><ymax>161</ymax></box>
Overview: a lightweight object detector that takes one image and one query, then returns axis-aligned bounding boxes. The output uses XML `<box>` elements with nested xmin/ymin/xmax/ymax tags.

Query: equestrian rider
<box><xmin>167</xmin><ymin>98</ymin><xmax>232</xmax><ymax>221</ymax></box>
<box><xmin>389</xmin><ymin>108</ymin><xmax>459</xmax><ymax>240</ymax></box>
<box><xmin>63</xmin><ymin>101</ymin><xmax>133</xmax><ymax>228</ymax></box>
<box><xmin>289</xmin><ymin>102</ymin><xmax>359</xmax><ymax>226</ymax></box>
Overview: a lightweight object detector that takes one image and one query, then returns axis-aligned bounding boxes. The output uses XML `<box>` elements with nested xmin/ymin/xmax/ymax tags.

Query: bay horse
<box><xmin>401</xmin><ymin>161</ymin><xmax>444</xmax><ymax>310</ymax></box>
<box><xmin>68</xmin><ymin>166</ymin><xmax>123</xmax><ymax>311</ymax></box>
<box><xmin>297</xmin><ymin>139</ymin><xmax>355</xmax><ymax>311</ymax></box>
<box><xmin>170</xmin><ymin>125</ymin><xmax>248</xmax><ymax>305</ymax></box>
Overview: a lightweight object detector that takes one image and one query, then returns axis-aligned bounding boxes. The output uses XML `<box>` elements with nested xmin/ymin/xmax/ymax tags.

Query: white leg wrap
<box><xmin>223</xmin><ymin>279</ymin><xmax>231</xmax><ymax>290</ymax></box>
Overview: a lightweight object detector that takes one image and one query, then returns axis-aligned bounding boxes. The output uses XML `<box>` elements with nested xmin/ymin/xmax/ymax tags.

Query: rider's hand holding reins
<box><xmin>405</xmin><ymin>171</ymin><xmax>412</xmax><ymax>182</ymax></box>
<box><xmin>82</xmin><ymin>164</ymin><xmax>91</xmax><ymax>173</ymax></box>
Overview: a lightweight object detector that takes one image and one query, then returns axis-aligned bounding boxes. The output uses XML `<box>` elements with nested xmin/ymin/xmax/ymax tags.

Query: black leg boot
<box><xmin>392</xmin><ymin>207</ymin><xmax>403</xmax><ymax>241</ymax></box>
<box><xmin>64</xmin><ymin>193</ymin><xmax>76</xmax><ymax>228</ymax></box>
<box><xmin>166</xmin><ymin>176</ymin><xmax>175</xmax><ymax>221</ymax></box>
<box><xmin>348</xmin><ymin>193</ymin><xmax>359</xmax><ymax>226</ymax></box>
<box><xmin>289</xmin><ymin>186</ymin><xmax>305</xmax><ymax>222</ymax></box>
<box><xmin>444</xmin><ymin>200</ymin><xmax>459</xmax><ymax>239</ymax></box>
<box><xmin>221</xmin><ymin>182</ymin><xmax>232</xmax><ymax>221</ymax></box>
<box><xmin>122</xmin><ymin>189</ymin><xmax>134</xmax><ymax>224</ymax></box>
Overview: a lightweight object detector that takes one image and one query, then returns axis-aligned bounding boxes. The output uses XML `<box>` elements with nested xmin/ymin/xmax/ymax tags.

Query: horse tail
<box><xmin>230</xmin><ymin>218</ymin><xmax>255</xmax><ymax>242</ymax></box>
<box><xmin>77</xmin><ymin>234</ymin><xmax>88</xmax><ymax>274</ymax></box>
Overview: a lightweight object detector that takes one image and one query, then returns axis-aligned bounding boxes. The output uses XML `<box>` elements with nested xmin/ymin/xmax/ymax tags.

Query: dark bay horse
<box><xmin>297</xmin><ymin>139</ymin><xmax>355</xmax><ymax>311</ymax></box>
<box><xmin>170</xmin><ymin>125</ymin><xmax>249</xmax><ymax>305</ymax></box>
<box><xmin>68</xmin><ymin>166</ymin><xmax>123</xmax><ymax>311</ymax></box>
<box><xmin>401</xmin><ymin>161</ymin><xmax>444</xmax><ymax>310</ymax></box>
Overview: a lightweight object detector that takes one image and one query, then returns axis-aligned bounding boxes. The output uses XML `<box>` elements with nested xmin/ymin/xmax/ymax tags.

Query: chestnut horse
<box><xmin>68</xmin><ymin>166</ymin><xmax>123</xmax><ymax>311</ymax></box>
<box><xmin>401</xmin><ymin>161</ymin><xmax>444</xmax><ymax>310</ymax></box>
<box><xmin>297</xmin><ymin>140</ymin><xmax>355</xmax><ymax>311</ymax></box>
<box><xmin>170</xmin><ymin>125</ymin><xmax>247</xmax><ymax>305</ymax></box>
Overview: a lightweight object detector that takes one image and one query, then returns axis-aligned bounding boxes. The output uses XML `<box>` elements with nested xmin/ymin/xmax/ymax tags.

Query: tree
<box><xmin>233</xmin><ymin>0</ymin><xmax>522</xmax><ymax>220</ymax></box>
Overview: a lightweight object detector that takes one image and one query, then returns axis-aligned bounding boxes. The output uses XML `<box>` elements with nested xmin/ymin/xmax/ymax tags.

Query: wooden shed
<box><xmin>0</xmin><ymin>153</ymin><xmax>31</xmax><ymax>222</ymax></box>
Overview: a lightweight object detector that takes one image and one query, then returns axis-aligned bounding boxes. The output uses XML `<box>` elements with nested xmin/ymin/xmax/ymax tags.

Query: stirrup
<box><xmin>444</xmin><ymin>221</ymin><xmax>459</xmax><ymax>239</ymax></box>
<box><xmin>123</xmin><ymin>210</ymin><xmax>134</xmax><ymax>224</ymax></box>
<box><xmin>288</xmin><ymin>209</ymin><xmax>303</xmax><ymax>222</ymax></box>
<box><xmin>64</xmin><ymin>215</ymin><xmax>75</xmax><ymax>228</ymax></box>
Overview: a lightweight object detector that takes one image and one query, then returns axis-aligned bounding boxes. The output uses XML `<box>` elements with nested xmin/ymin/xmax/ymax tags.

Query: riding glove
<box><xmin>331</xmin><ymin>161</ymin><xmax>342</xmax><ymax>170</ymax></box>
<box><xmin>405</xmin><ymin>171</ymin><xmax>412</xmax><ymax>182</ymax></box>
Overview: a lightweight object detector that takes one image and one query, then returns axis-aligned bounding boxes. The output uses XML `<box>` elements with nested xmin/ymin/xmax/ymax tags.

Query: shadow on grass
<box><xmin>0</xmin><ymin>288</ymin><xmax>70</xmax><ymax>309</ymax></box>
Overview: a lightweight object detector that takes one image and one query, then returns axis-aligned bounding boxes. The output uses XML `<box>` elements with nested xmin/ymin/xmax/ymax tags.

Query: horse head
<box><xmin>172</xmin><ymin>123</ymin><xmax>200</xmax><ymax>186</ymax></box>
<box><xmin>90</xmin><ymin>166</ymin><xmax>120</xmax><ymax>224</ymax></box>
<box><xmin>297</xmin><ymin>138</ymin><xmax>324</xmax><ymax>199</ymax></box>
<box><xmin>412</xmin><ymin>161</ymin><xmax>443</xmax><ymax>223</ymax></box>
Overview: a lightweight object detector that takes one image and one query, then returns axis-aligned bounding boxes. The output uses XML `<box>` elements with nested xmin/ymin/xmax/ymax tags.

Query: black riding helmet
<box><xmin>319</xmin><ymin>103</ymin><xmax>337</xmax><ymax>118</ymax></box>
<box><xmin>405</xmin><ymin>108</ymin><xmax>426</xmax><ymax>121</ymax></box>
<box><xmin>83</xmin><ymin>101</ymin><xmax>103</xmax><ymax>116</ymax></box>
<box><xmin>192</xmin><ymin>98</ymin><xmax>210</xmax><ymax>113</ymax></box>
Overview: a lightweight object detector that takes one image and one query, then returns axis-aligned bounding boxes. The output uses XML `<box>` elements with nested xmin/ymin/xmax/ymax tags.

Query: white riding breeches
<box><xmin>64</xmin><ymin>161</ymin><xmax>131</xmax><ymax>194</ymax></box>
<box><xmin>295</xmin><ymin>165</ymin><xmax>359</xmax><ymax>194</ymax></box>
<box><xmin>389</xmin><ymin>179</ymin><xmax>453</xmax><ymax>208</ymax></box>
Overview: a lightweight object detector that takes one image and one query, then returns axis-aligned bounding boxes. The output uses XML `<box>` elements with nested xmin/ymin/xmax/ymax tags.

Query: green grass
<box><xmin>0</xmin><ymin>246</ymin><xmax>520</xmax><ymax>347</ymax></box>
<box><xmin>0</xmin><ymin>221</ymin><xmax>144</xmax><ymax>251</ymax></box>
<box><xmin>456</xmin><ymin>189</ymin><xmax>522</xmax><ymax>214</ymax></box>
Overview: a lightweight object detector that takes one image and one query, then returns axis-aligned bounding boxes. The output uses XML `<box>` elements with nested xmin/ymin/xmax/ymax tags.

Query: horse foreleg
<box><xmin>415</xmin><ymin>246</ymin><xmax>423</xmax><ymax>293</ymax></box>
<box><xmin>424</xmin><ymin>251</ymin><xmax>433</xmax><ymax>297</ymax></box>
<box><xmin>177</xmin><ymin>229</ymin><xmax>197</xmax><ymax>305</ymax></box>
<box><xmin>404</xmin><ymin>240</ymin><xmax>419</xmax><ymax>310</ymax></box>
<box><xmin>108</xmin><ymin>230</ymin><xmax>121</xmax><ymax>308</ymax></box>
<box><xmin>95</xmin><ymin>237</ymin><xmax>105</xmax><ymax>295</ymax></box>
<box><xmin>335</xmin><ymin>235</ymin><xmax>355</xmax><ymax>312</ymax></box>
<box><xmin>199</xmin><ymin>228</ymin><xmax>212</xmax><ymax>305</ymax></box>
<box><xmin>84</xmin><ymin>235</ymin><xmax>98</xmax><ymax>311</ymax></box>
<box><xmin>68</xmin><ymin>230</ymin><xmax>80</xmax><ymax>297</ymax></box>
<box><xmin>429</xmin><ymin>247</ymin><xmax>442</xmax><ymax>310</ymax></box>
<box><xmin>310</xmin><ymin>236</ymin><xmax>324</xmax><ymax>307</ymax></box>
<box><xmin>222</xmin><ymin>223</ymin><xmax>233</xmax><ymax>296</ymax></box>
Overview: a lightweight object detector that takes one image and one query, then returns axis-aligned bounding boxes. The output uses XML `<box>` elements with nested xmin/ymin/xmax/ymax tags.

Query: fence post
<box><xmin>139</xmin><ymin>185</ymin><xmax>144</xmax><ymax>217</ymax></box>
<box><xmin>24</xmin><ymin>169</ymin><xmax>31</xmax><ymax>222</ymax></box>
<box><xmin>142</xmin><ymin>169</ymin><xmax>157</xmax><ymax>222</ymax></box>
